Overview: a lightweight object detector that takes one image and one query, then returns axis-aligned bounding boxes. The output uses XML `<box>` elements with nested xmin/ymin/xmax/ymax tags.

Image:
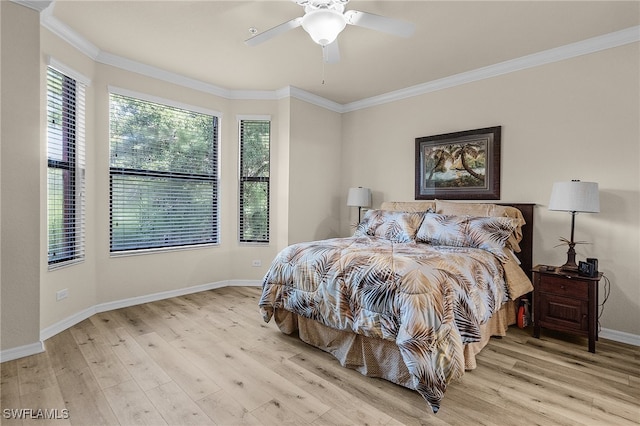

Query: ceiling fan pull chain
<box><xmin>321</xmin><ymin>47</ymin><xmax>326</xmax><ymax>85</ymax></box>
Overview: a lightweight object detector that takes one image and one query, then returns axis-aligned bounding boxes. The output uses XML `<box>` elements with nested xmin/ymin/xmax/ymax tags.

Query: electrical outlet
<box><xmin>56</xmin><ymin>288</ymin><xmax>69</xmax><ymax>301</ymax></box>
<box><xmin>252</xmin><ymin>260</ymin><xmax>262</xmax><ymax>267</ymax></box>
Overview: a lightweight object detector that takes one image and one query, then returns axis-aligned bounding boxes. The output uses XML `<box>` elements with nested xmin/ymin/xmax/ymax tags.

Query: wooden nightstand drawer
<box><xmin>538</xmin><ymin>275</ymin><xmax>588</xmax><ymax>300</ymax></box>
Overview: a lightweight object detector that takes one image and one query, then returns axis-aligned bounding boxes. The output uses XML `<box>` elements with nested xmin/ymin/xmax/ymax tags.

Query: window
<box><xmin>239</xmin><ymin>119</ymin><xmax>270</xmax><ymax>243</ymax></box>
<box><xmin>47</xmin><ymin>66</ymin><xmax>86</xmax><ymax>268</ymax></box>
<box><xmin>109</xmin><ymin>92</ymin><xmax>219</xmax><ymax>253</ymax></box>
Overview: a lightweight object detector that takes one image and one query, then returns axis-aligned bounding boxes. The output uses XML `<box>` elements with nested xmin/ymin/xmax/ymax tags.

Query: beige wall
<box><xmin>288</xmin><ymin>98</ymin><xmax>343</xmax><ymax>243</ymax></box>
<box><xmin>1</xmin><ymin>2</ymin><xmax>637</xmax><ymax>357</ymax></box>
<box><xmin>1</xmin><ymin>2</ymin><xmax>41</xmax><ymax>351</ymax></box>
<box><xmin>341</xmin><ymin>43</ymin><xmax>640</xmax><ymax>336</ymax></box>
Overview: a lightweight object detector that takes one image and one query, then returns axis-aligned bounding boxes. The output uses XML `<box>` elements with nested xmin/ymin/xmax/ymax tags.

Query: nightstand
<box><xmin>531</xmin><ymin>265</ymin><xmax>603</xmax><ymax>353</ymax></box>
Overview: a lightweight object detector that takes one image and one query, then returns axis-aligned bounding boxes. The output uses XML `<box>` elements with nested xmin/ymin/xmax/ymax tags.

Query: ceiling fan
<box><xmin>245</xmin><ymin>0</ymin><xmax>416</xmax><ymax>63</ymax></box>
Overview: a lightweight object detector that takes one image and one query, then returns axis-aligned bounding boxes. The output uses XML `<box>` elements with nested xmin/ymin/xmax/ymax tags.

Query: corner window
<box><xmin>109</xmin><ymin>91</ymin><xmax>219</xmax><ymax>253</ymax></box>
<box><xmin>46</xmin><ymin>66</ymin><xmax>86</xmax><ymax>268</ymax></box>
<box><xmin>239</xmin><ymin>119</ymin><xmax>270</xmax><ymax>243</ymax></box>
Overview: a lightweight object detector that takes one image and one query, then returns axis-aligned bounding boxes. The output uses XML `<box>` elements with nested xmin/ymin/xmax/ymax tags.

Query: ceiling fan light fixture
<box><xmin>301</xmin><ymin>8</ymin><xmax>346</xmax><ymax>46</ymax></box>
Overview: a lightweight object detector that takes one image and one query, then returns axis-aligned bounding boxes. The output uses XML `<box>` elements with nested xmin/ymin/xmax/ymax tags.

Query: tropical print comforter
<box><xmin>259</xmin><ymin>235</ymin><xmax>510</xmax><ymax>413</ymax></box>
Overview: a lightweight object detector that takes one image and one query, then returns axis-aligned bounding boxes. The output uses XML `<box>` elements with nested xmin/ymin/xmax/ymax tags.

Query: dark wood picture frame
<box><xmin>415</xmin><ymin>126</ymin><xmax>501</xmax><ymax>200</ymax></box>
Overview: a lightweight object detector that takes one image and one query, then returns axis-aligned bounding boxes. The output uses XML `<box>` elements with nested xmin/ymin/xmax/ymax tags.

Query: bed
<box><xmin>258</xmin><ymin>200</ymin><xmax>534</xmax><ymax>413</ymax></box>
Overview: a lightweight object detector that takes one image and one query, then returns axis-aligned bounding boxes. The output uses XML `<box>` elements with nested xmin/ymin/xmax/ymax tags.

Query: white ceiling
<box><xmin>47</xmin><ymin>1</ymin><xmax>640</xmax><ymax>105</ymax></box>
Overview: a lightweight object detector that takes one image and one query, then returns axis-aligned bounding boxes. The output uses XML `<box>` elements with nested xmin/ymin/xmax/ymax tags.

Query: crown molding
<box><xmin>228</xmin><ymin>89</ymin><xmax>282</xmax><ymax>101</ymax></box>
<box><xmin>40</xmin><ymin>3</ymin><xmax>101</xmax><ymax>59</ymax></box>
<box><xmin>94</xmin><ymin>53</ymin><xmax>344</xmax><ymax>112</ymax></box>
<box><xmin>11</xmin><ymin>0</ymin><xmax>52</xmax><ymax>12</ymax></box>
<box><xmin>281</xmin><ymin>86</ymin><xmax>345</xmax><ymax>113</ymax></box>
<box><xmin>342</xmin><ymin>25</ymin><xmax>640</xmax><ymax>113</ymax></box>
<box><xmin>39</xmin><ymin>8</ymin><xmax>639</xmax><ymax>113</ymax></box>
<box><xmin>96</xmin><ymin>51</ymin><xmax>233</xmax><ymax>99</ymax></box>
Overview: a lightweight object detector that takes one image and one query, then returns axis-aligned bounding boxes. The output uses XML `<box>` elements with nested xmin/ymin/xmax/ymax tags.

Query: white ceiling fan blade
<box><xmin>245</xmin><ymin>17</ymin><xmax>303</xmax><ymax>47</ymax></box>
<box><xmin>344</xmin><ymin>10</ymin><xmax>415</xmax><ymax>38</ymax></box>
<box><xmin>323</xmin><ymin>40</ymin><xmax>340</xmax><ymax>63</ymax></box>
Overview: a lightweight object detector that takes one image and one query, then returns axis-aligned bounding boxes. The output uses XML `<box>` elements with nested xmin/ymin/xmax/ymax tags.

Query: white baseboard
<box><xmin>0</xmin><ymin>341</ymin><xmax>45</xmax><ymax>363</ymax></box>
<box><xmin>89</xmin><ymin>279</ymin><xmax>260</xmax><ymax>319</ymax></box>
<box><xmin>600</xmin><ymin>328</ymin><xmax>640</xmax><ymax>347</ymax></box>
<box><xmin>41</xmin><ymin>279</ymin><xmax>261</xmax><ymax>341</ymax></box>
<box><xmin>1</xmin><ymin>280</ymin><xmax>260</xmax><ymax>363</ymax></box>
<box><xmin>3</xmin><ymin>281</ymin><xmax>637</xmax><ymax>362</ymax></box>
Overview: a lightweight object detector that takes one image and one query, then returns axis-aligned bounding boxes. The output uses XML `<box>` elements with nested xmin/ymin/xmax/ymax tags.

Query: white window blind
<box><xmin>239</xmin><ymin>119</ymin><xmax>270</xmax><ymax>243</ymax></box>
<box><xmin>47</xmin><ymin>66</ymin><xmax>86</xmax><ymax>268</ymax></box>
<box><xmin>109</xmin><ymin>93</ymin><xmax>219</xmax><ymax>253</ymax></box>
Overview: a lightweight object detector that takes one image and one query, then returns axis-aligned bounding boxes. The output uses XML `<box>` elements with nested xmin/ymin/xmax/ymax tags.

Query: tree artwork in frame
<box><xmin>415</xmin><ymin>126</ymin><xmax>501</xmax><ymax>200</ymax></box>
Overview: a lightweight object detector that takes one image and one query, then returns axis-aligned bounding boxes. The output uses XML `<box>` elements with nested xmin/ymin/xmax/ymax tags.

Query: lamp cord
<box><xmin>597</xmin><ymin>273</ymin><xmax>611</xmax><ymax>335</ymax></box>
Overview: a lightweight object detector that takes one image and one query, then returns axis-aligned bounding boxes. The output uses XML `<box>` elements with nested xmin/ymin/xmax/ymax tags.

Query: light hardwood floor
<box><xmin>1</xmin><ymin>286</ymin><xmax>638</xmax><ymax>425</ymax></box>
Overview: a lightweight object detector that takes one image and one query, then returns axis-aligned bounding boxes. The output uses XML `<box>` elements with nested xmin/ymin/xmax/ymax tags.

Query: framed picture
<box><xmin>415</xmin><ymin>126</ymin><xmax>501</xmax><ymax>200</ymax></box>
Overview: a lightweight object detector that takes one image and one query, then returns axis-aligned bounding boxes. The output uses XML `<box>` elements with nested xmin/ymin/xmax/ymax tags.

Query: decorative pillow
<box><xmin>464</xmin><ymin>216</ymin><xmax>520</xmax><ymax>261</ymax></box>
<box><xmin>416</xmin><ymin>213</ymin><xmax>520</xmax><ymax>262</ymax></box>
<box><xmin>434</xmin><ymin>199</ymin><xmax>525</xmax><ymax>252</ymax></box>
<box><xmin>354</xmin><ymin>210</ymin><xmax>424</xmax><ymax>243</ymax></box>
<box><xmin>415</xmin><ymin>213</ymin><xmax>467</xmax><ymax>247</ymax></box>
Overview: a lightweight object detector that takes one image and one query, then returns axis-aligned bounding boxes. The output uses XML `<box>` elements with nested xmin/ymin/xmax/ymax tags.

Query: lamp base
<box><xmin>560</xmin><ymin>242</ymin><xmax>579</xmax><ymax>272</ymax></box>
<box><xmin>560</xmin><ymin>263</ymin><xmax>579</xmax><ymax>272</ymax></box>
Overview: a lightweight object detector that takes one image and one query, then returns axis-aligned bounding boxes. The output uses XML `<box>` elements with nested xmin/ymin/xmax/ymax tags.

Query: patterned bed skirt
<box><xmin>273</xmin><ymin>300</ymin><xmax>516</xmax><ymax>390</ymax></box>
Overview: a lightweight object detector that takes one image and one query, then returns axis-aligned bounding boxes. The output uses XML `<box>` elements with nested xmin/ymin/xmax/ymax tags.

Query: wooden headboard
<box><xmin>500</xmin><ymin>203</ymin><xmax>535</xmax><ymax>275</ymax></box>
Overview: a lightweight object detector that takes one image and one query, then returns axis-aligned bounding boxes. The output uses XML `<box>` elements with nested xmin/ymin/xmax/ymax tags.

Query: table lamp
<box><xmin>347</xmin><ymin>187</ymin><xmax>371</xmax><ymax>223</ymax></box>
<box><xmin>548</xmin><ymin>180</ymin><xmax>600</xmax><ymax>271</ymax></box>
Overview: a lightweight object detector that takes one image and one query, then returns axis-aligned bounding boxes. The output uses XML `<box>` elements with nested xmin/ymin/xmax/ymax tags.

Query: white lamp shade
<box><xmin>301</xmin><ymin>8</ymin><xmax>347</xmax><ymax>46</ymax></box>
<box><xmin>347</xmin><ymin>187</ymin><xmax>371</xmax><ymax>208</ymax></box>
<box><xmin>549</xmin><ymin>181</ymin><xmax>600</xmax><ymax>213</ymax></box>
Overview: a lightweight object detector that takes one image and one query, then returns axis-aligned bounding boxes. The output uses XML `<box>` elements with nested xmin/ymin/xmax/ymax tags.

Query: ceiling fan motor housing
<box><xmin>301</xmin><ymin>5</ymin><xmax>347</xmax><ymax>46</ymax></box>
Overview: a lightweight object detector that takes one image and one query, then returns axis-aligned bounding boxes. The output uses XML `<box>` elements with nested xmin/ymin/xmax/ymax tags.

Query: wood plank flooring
<box><xmin>1</xmin><ymin>286</ymin><xmax>638</xmax><ymax>425</ymax></box>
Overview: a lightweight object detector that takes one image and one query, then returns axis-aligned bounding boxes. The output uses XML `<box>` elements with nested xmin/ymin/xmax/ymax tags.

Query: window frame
<box><xmin>108</xmin><ymin>87</ymin><xmax>222</xmax><ymax>255</ymax></box>
<box><xmin>238</xmin><ymin>116</ymin><xmax>271</xmax><ymax>244</ymax></box>
<box><xmin>46</xmin><ymin>62</ymin><xmax>88</xmax><ymax>269</ymax></box>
